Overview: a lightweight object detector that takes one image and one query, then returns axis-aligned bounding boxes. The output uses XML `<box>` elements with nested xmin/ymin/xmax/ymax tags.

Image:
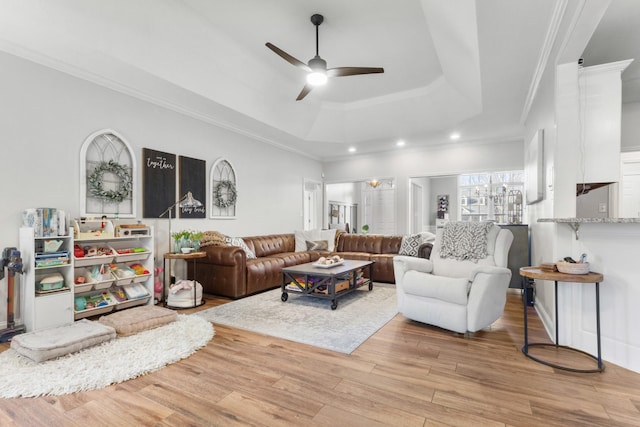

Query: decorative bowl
<box><xmin>181</xmin><ymin>247</ymin><xmax>194</xmax><ymax>254</ymax></box>
<box><xmin>556</xmin><ymin>261</ymin><xmax>590</xmax><ymax>275</ymax></box>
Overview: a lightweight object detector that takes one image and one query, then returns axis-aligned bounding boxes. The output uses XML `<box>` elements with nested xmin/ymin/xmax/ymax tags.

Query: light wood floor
<box><xmin>1</xmin><ymin>290</ymin><xmax>639</xmax><ymax>426</ymax></box>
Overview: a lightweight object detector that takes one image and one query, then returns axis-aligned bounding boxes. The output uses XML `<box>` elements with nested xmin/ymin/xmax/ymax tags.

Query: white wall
<box><xmin>429</xmin><ymin>176</ymin><xmax>458</xmax><ymax>224</ymax></box>
<box><xmin>622</xmin><ymin>101</ymin><xmax>640</xmax><ymax>152</ymax></box>
<box><xmin>326</xmin><ymin>182</ymin><xmax>358</xmax><ymax>205</ymax></box>
<box><xmin>522</xmin><ymin>2</ymin><xmax>640</xmax><ymax>373</ymax></box>
<box><xmin>0</xmin><ymin>51</ymin><xmax>322</xmax><ymax>324</ymax></box>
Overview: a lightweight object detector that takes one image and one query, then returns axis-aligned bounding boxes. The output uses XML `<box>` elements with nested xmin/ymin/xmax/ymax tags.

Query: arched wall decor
<box><xmin>210</xmin><ymin>158</ymin><xmax>237</xmax><ymax>219</ymax></box>
<box><xmin>80</xmin><ymin>129</ymin><xmax>136</xmax><ymax>218</ymax></box>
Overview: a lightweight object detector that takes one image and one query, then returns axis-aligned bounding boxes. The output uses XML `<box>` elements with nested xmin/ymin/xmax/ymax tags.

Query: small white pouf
<box><xmin>167</xmin><ymin>280</ymin><xmax>203</xmax><ymax>308</ymax></box>
<box><xmin>10</xmin><ymin>319</ymin><xmax>116</xmax><ymax>363</ymax></box>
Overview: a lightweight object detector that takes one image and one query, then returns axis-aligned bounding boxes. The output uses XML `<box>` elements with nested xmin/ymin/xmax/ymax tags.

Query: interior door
<box><xmin>303</xmin><ymin>180</ymin><xmax>322</xmax><ymax>230</ymax></box>
<box><xmin>621</xmin><ymin>152</ymin><xmax>640</xmax><ymax>217</ymax></box>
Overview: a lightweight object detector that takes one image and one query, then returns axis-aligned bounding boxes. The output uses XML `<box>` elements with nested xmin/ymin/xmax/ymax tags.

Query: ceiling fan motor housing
<box><xmin>310</xmin><ymin>14</ymin><xmax>324</xmax><ymax>26</ymax></box>
<box><xmin>308</xmin><ymin>56</ymin><xmax>327</xmax><ymax>71</ymax></box>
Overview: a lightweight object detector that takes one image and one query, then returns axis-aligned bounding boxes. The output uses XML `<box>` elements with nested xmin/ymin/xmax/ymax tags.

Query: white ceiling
<box><xmin>581</xmin><ymin>0</ymin><xmax>640</xmax><ymax>103</ymax></box>
<box><xmin>0</xmin><ymin>0</ymin><xmax>635</xmax><ymax>160</ymax></box>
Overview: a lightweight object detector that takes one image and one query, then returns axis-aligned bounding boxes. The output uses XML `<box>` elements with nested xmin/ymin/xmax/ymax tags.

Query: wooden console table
<box><xmin>519</xmin><ymin>266</ymin><xmax>604</xmax><ymax>373</ymax></box>
<box><xmin>163</xmin><ymin>252</ymin><xmax>206</xmax><ymax>308</ymax></box>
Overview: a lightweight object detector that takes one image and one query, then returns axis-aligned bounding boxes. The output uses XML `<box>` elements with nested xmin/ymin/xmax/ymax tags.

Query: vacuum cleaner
<box><xmin>0</xmin><ymin>247</ymin><xmax>26</xmax><ymax>342</ymax></box>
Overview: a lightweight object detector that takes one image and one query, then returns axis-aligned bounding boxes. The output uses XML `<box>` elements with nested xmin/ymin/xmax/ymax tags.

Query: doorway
<box><xmin>303</xmin><ymin>179</ymin><xmax>322</xmax><ymax>230</ymax></box>
<box><xmin>621</xmin><ymin>151</ymin><xmax>640</xmax><ymax>217</ymax></box>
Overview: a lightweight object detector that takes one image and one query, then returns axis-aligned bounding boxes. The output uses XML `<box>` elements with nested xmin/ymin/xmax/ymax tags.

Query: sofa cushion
<box><xmin>335</xmin><ymin>251</ymin><xmax>371</xmax><ymax>261</ymax></box>
<box><xmin>306</xmin><ymin>240</ymin><xmax>328</xmax><ymax>250</ymax></box>
<box><xmin>295</xmin><ymin>229</ymin><xmax>319</xmax><ymax>252</ymax></box>
<box><xmin>399</xmin><ymin>234</ymin><xmax>423</xmax><ymax>256</ymax></box>
<box><xmin>246</xmin><ymin>257</ymin><xmax>285</xmax><ymax>295</ymax></box>
<box><xmin>403</xmin><ymin>271</ymin><xmax>469</xmax><ymax>305</ymax></box>
<box><xmin>246</xmin><ymin>234</ymin><xmax>294</xmax><ymax>257</ymax></box>
<box><xmin>266</xmin><ymin>251</ymin><xmax>311</xmax><ymax>267</ymax></box>
<box><xmin>225</xmin><ymin>236</ymin><xmax>257</xmax><ymax>259</ymax></box>
<box><xmin>295</xmin><ymin>229</ymin><xmax>337</xmax><ymax>252</ymax></box>
<box><xmin>337</xmin><ymin>235</ymin><xmax>382</xmax><ymax>254</ymax></box>
<box><xmin>320</xmin><ymin>229</ymin><xmax>337</xmax><ymax>251</ymax></box>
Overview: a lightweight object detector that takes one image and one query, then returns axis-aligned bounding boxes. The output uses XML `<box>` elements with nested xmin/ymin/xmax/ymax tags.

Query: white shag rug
<box><xmin>0</xmin><ymin>314</ymin><xmax>214</xmax><ymax>398</ymax></box>
<box><xmin>197</xmin><ymin>284</ymin><xmax>397</xmax><ymax>354</ymax></box>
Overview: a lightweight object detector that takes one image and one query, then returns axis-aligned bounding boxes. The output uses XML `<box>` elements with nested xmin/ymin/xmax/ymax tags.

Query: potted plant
<box><xmin>361</xmin><ymin>224</ymin><xmax>369</xmax><ymax>235</ymax></box>
<box><xmin>171</xmin><ymin>230</ymin><xmax>191</xmax><ymax>253</ymax></box>
<box><xmin>190</xmin><ymin>230</ymin><xmax>203</xmax><ymax>251</ymax></box>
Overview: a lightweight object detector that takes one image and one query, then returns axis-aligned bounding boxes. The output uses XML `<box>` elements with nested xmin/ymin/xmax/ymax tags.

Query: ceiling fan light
<box><xmin>307</xmin><ymin>71</ymin><xmax>327</xmax><ymax>86</ymax></box>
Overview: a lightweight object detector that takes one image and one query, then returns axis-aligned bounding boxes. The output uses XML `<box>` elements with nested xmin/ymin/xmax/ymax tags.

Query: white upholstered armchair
<box><xmin>393</xmin><ymin>222</ymin><xmax>514</xmax><ymax>334</ymax></box>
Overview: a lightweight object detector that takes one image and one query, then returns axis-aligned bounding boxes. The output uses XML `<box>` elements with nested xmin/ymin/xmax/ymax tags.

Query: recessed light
<box><xmin>449</xmin><ymin>132</ymin><xmax>461</xmax><ymax>141</ymax></box>
<box><xmin>396</xmin><ymin>140</ymin><xmax>406</xmax><ymax>147</ymax></box>
<box><xmin>348</xmin><ymin>147</ymin><xmax>356</xmax><ymax>153</ymax></box>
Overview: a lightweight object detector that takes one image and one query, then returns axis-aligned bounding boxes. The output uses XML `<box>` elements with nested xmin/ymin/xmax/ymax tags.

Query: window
<box><xmin>459</xmin><ymin>171</ymin><xmax>524</xmax><ymax>223</ymax></box>
<box><xmin>80</xmin><ymin>130</ymin><xmax>136</xmax><ymax>218</ymax></box>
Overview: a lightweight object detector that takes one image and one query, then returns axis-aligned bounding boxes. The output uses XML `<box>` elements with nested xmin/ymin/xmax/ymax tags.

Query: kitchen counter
<box><xmin>538</xmin><ymin>217</ymin><xmax>640</xmax><ymax>239</ymax></box>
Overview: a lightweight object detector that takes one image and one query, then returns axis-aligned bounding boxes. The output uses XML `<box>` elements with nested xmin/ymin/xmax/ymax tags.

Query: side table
<box><xmin>163</xmin><ymin>252</ymin><xmax>207</xmax><ymax>309</ymax></box>
<box><xmin>519</xmin><ymin>266</ymin><xmax>604</xmax><ymax>373</ymax></box>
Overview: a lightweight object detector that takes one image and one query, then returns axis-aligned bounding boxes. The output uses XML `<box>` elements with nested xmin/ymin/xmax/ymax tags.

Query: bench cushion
<box><xmin>10</xmin><ymin>319</ymin><xmax>116</xmax><ymax>363</ymax></box>
<box><xmin>99</xmin><ymin>305</ymin><xmax>177</xmax><ymax>336</ymax></box>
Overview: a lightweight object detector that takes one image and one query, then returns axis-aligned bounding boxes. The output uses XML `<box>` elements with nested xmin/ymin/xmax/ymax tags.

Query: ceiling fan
<box><xmin>266</xmin><ymin>14</ymin><xmax>384</xmax><ymax>101</ymax></box>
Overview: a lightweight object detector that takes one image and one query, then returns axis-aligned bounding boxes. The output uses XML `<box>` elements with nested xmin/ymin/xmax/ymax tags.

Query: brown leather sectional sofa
<box><xmin>190</xmin><ymin>231</ymin><xmax>431</xmax><ymax>299</ymax></box>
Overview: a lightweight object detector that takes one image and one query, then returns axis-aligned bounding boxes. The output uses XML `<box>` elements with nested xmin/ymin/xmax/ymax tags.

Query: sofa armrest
<box><xmin>193</xmin><ymin>245</ymin><xmax>248</xmax><ymax>298</ymax></box>
<box><xmin>201</xmin><ymin>245</ymin><xmax>245</xmax><ymax>265</ymax></box>
<box><xmin>466</xmin><ymin>266</ymin><xmax>512</xmax><ymax>332</ymax></box>
<box><xmin>393</xmin><ymin>256</ymin><xmax>434</xmax><ymax>283</ymax></box>
<box><xmin>418</xmin><ymin>242</ymin><xmax>433</xmax><ymax>259</ymax></box>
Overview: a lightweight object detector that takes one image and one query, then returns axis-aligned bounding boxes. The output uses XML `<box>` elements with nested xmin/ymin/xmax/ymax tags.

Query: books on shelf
<box><xmin>35</xmin><ymin>250</ymin><xmax>70</xmax><ymax>267</ymax></box>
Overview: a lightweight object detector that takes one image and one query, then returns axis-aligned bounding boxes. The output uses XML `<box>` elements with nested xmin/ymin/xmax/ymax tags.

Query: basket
<box><xmin>556</xmin><ymin>261</ymin><xmax>590</xmax><ymax>275</ymax></box>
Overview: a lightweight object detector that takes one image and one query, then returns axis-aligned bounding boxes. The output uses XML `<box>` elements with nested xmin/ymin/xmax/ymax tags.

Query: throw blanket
<box><xmin>439</xmin><ymin>221</ymin><xmax>494</xmax><ymax>262</ymax></box>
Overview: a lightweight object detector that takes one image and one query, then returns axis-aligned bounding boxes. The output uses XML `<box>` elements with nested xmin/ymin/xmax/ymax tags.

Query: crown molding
<box><xmin>0</xmin><ymin>40</ymin><xmax>321</xmax><ymax>161</ymax></box>
<box><xmin>520</xmin><ymin>0</ymin><xmax>569</xmax><ymax>124</ymax></box>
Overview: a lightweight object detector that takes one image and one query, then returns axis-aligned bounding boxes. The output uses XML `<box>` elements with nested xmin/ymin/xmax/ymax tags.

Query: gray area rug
<box><xmin>0</xmin><ymin>314</ymin><xmax>214</xmax><ymax>398</ymax></box>
<box><xmin>197</xmin><ymin>284</ymin><xmax>397</xmax><ymax>353</ymax></box>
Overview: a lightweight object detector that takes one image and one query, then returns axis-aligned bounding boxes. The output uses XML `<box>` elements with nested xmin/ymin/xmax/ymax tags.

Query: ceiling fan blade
<box><xmin>296</xmin><ymin>84</ymin><xmax>313</xmax><ymax>101</ymax></box>
<box><xmin>327</xmin><ymin>67</ymin><xmax>384</xmax><ymax>77</ymax></box>
<box><xmin>266</xmin><ymin>42</ymin><xmax>311</xmax><ymax>71</ymax></box>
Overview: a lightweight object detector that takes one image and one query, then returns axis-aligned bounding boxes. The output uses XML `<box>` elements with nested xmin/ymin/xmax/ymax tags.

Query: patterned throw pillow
<box><xmin>305</xmin><ymin>240</ymin><xmax>328</xmax><ymax>251</ymax></box>
<box><xmin>224</xmin><ymin>236</ymin><xmax>257</xmax><ymax>259</ymax></box>
<box><xmin>399</xmin><ymin>234</ymin><xmax>424</xmax><ymax>257</ymax></box>
<box><xmin>439</xmin><ymin>222</ymin><xmax>493</xmax><ymax>262</ymax></box>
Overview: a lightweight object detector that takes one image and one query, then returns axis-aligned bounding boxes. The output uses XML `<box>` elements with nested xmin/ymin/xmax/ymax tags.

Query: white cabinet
<box><xmin>73</xmin><ymin>228</ymin><xmax>154</xmax><ymax>320</ymax></box>
<box><xmin>19</xmin><ymin>227</ymin><xmax>74</xmax><ymax>332</ymax></box>
<box><xmin>33</xmin><ymin>292</ymin><xmax>74</xmax><ymax>331</ymax></box>
<box><xmin>19</xmin><ymin>225</ymin><xmax>155</xmax><ymax>331</ymax></box>
<box><xmin>577</xmin><ymin>60</ymin><xmax>632</xmax><ymax>184</ymax></box>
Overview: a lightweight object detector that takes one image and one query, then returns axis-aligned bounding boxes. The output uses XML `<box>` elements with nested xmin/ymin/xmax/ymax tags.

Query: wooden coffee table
<box><xmin>281</xmin><ymin>260</ymin><xmax>373</xmax><ymax>310</ymax></box>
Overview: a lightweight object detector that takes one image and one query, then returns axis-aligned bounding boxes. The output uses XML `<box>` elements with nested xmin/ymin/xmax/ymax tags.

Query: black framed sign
<box><xmin>179</xmin><ymin>155</ymin><xmax>206</xmax><ymax>218</ymax></box>
<box><xmin>142</xmin><ymin>148</ymin><xmax>176</xmax><ymax>218</ymax></box>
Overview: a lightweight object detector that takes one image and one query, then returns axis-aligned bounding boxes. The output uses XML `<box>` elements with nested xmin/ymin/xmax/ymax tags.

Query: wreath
<box><xmin>88</xmin><ymin>160</ymin><xmax>132</xmax><ymax>203</ymax></box>
<box><xmin>214</xmin><ymin>180</ymin><xmax>237</xmax><ymax>208</ymax></box>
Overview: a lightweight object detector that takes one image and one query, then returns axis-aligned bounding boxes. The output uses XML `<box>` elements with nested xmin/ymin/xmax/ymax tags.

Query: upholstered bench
<box><xmin>99</xmin><ymin>305</ymin><xmax>178</xmax><ymax>336</ymax></box>
<box><xmin>10</xmin><ymin>319</ymin><xmax>116</xmax><ymax>363</ymax></box>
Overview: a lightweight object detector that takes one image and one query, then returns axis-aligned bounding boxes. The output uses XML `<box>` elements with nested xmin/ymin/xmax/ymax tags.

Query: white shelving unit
<box><xmin>73</xmin><ymin>227</ymin><xmax>154</xmax><ymax>320</ymax></box>
<box><xmin>19</xmin><ymin>227</ymin><xmax>74</xmax><ymax>332</ymax></box>
<box><xmin>19</xmin><ymin>225</ymin><xmax>155</xmax><ymax>332</ymax></box>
